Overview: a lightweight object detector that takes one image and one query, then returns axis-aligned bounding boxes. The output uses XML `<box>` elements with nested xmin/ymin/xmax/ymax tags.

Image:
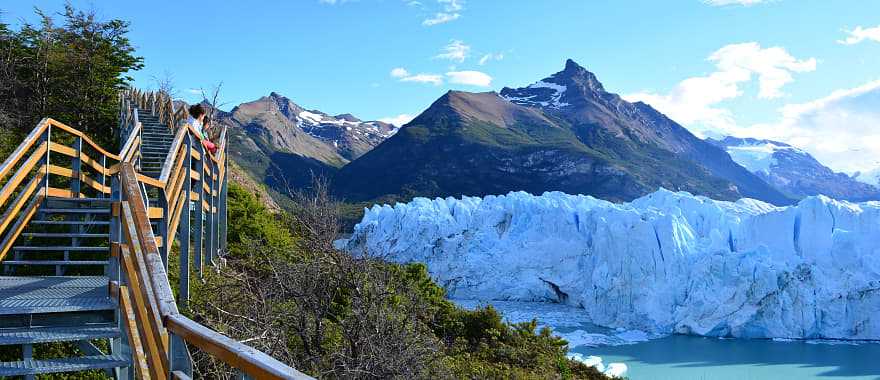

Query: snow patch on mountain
<box><xmin>345</xmin><ymin>189</ymin><xmax>880</xmax><ymax>340</ymax></box>
<box><xmin>501</xmin><ymin>80</ymin><xmax>570</xmax><ymax>109</ymax></box>
<box><xmin>855</xmin><ymin>168</ymin><xmax>880</xmax><ymax>187</ymax></box>
<box><xmin>724</xmin><ymin>141</ymin><xmax>805</xmax><ymax>174</ymax></box>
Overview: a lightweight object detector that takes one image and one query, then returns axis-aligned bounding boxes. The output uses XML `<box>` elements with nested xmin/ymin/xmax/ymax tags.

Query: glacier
<box><xmin>345</xmin><ymin>189</ymin><xmax>880</xmax><ymax>340</ymax></box>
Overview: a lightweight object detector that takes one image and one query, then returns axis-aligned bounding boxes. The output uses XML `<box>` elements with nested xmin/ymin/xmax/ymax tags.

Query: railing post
<box><xmin>194</xmin><ymin>142</ymin><xmax>204</xmax><ymax>277</ymax></box>
<box><xmin>206</xmin><ymin>161</ymin><xmax>216</xmax><ymax>265</ymax></box>
<box><xmin>168</xmin><ymin>332</ymin><xmax>193</xmax><ymax>378</ymax></box>
<box><xmin>159</xmin><ymin>189</ymin><xmax>169</xmax><ymax>267</ymax></box>
<box><xmin>71</xmin><ymin>136</ymin><xmax>82</xmax><ymax>197</ymax></box>
<box><xmin>43</xmin><ymin>125</ymin><xmax>51</xmax><ymax>198</ymax></box>
<box><xmin>219</xmin><ymin>150</ymin><xmax>228</xmax><ymax>254</ymax></box>
<box><xmin>179</xmin><ymin>136</ymin><xmax>192</xmax><ymax>307</ymax></box>
<box><xmin>109</xmin><ymin>170</ymin><xmax>132</xmax><ymax>380</ymax></box>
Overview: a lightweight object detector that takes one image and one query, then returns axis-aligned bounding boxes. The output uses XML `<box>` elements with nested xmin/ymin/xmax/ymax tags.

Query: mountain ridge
<box><xmin>333</xmin><ymin>60</ymin><xmax>791</xmax><ymax>205</ymax></box>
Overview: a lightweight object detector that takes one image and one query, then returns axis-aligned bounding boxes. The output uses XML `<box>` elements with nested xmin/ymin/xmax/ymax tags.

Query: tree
<box><xmin>0</xmin><ymin>4</ymin><xmax>143</xmax><ymax>148</ymax></box>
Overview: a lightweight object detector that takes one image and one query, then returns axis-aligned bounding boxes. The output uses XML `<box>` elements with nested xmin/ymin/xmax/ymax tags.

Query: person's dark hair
<box><xmin>188</xmin><ymin>104</ymin><xmax>206</xmax><ymax>119</ymax></box>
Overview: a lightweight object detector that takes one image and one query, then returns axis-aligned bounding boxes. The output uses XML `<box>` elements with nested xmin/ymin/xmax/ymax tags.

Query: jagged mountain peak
<box><xmin>500</xmin><ymin>59</ymin><xmax>608</xmax><ymax>110</ymax></box>
<box><xmin>557</xmin><ymin>58</ymin><xmax>606</xmax><ymax>93</ymax></box>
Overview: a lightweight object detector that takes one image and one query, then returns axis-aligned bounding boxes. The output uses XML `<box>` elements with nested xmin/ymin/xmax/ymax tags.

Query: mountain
<box><xmin>854</xmin><ymin>168</ymin><xmax>880</xmax><ymax>188</ymax></box>
<box><xmin>221</xmin><ymin>93</ymin><xmax>398</xmax><ymax>191</ymax></box>
<box><xmin>707</xmin><ymin>136</ymin><xmax>878</xmax><ymax>201</ymax></box>
<box><xmin>333</xmin><ymin>60</ymin><xmax>791</xmax><ymax>205</ymax></box>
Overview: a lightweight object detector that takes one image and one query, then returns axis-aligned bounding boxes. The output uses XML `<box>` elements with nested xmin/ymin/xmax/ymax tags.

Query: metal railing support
<box><xmin>179</xmin><ymin>136</ymin><xmax>192</xmax><ymax>307</ymax></box>
<box><xmin>194</xmin><ymin>142</ymin><xmax>204</xmax><ymax>276</ymax></box>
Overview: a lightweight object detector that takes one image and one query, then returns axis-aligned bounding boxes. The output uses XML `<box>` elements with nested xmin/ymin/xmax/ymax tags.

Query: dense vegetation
<box><xmin>0</xmin><ymin>5</ymin><xmax>142</xmax><ymax>148</ymax></box>
<box><xmin>188</xmin><ymin>182</ymin><xmax>607</xmax><ymax>379</ymax></box>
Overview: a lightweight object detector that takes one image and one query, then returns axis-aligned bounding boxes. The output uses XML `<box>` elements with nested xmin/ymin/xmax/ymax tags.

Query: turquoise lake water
<box><xmin>454</xmin><ymin>300</ymin><xmax>880</xmax><ymax>380</ymax></box>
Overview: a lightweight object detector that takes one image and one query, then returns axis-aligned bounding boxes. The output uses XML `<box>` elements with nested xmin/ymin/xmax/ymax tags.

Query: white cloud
<box><xmin>434</xmin><ymin>40</ymin><xmax>470</xmax><ymax>62</ymax></box>
<box><xmin>624</xmin><ymin>42</ymin><xmax>816</xmax><ymax>137</ymax></box>
<box><xmin>423</xmin><ymin>13</ymin><xmax>459</xmax><ymax>26</ymax></box>
<box><xmin>478</xmin><ymin>53</ymin><xmax>504</xmax><ymax>65</ymax></box>
<box><xmin>186</xmin><ymin>88</ymin><xmax>202</xmax><ymax>95</ymax></box>
<box><xmin>401</xmin><ymin>74</ymin><xmax>444</xmax><ymax>85</ymax></box>
<box><xmin>704</xmin><ymin>0</ymin><xmax>767</xmax><ymax>6</ymax></box>
<box><xmin>378</xmin><ymin>114</ymin><xmax>416</xmax><ymax>127</ymax></box>
<box><xmin>389</xmin><ymin>67</ymin><xmax>443</xmax><ymax>85</ymax></box>
<box><xmin>445</xmin><ymin>70</ymin><xmax>492</xmax><ymax>87</ymax></box>
<box><xmin>743</xmin><ymin>80</ymin><xmax>880</xmax><ymax>173</ymax></box>
<box><xmin>423</xmin><ymin>0</ymin><xmax>464</xmax><ymax>26</ymax></box>
<box><xmin>390</xmin><ymin>67</ymin><xmax>410</xmax><ymax>78</ymax></box>
<box><xmin>438</xmin><ymin>0</ymin><xmax>463</xmax><ymax>11</ymax></box>
<box><xmin>838</xmin><ymin>25</ymin><xmax>880</xmax><ymax>45</ymax></box>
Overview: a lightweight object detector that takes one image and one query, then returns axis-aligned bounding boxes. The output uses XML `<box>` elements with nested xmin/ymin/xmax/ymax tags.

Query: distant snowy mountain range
<box><xmin>708</xmin><ymin>136</ymin><xmax>879</xmax><ymax>201</ymax></box>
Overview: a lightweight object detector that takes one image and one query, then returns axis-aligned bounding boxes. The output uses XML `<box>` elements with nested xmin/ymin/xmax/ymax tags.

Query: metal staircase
<box><xmin>0</xmin><ymin>89</ymin><xmax>308</xmax><ymax>379</ymax></box>
<box><xmin>136</xmin><ymin>112</ymin><xmax>174</xmax><ymax>179</ymax></box>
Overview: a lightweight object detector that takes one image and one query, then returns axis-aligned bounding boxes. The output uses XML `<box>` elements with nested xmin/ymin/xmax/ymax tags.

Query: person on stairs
<box><xmin>187</xmin><ymin>104</ymin><xmax>218</xmax><ymax>154</ymax></box>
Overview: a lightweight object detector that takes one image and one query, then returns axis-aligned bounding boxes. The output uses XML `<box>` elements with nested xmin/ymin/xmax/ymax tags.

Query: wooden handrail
<box><xmin>119</xmin><ymin>164</ymin><xmax>307</xmax><ymax>379</ymax></box>
<box><xmin>47</xmin><ymin>118</ymin><xmax>121</xmax><ymax>161</ymax></box>
<box><xmin>0</xmin><ymin>118</ymin><xmax>49</xmax><ymax>183</ymax></box>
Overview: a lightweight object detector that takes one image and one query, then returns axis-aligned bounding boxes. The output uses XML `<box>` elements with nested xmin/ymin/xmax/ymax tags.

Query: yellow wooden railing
<box><xmin>0</xmin><ymin>117</ymin><xmax>125</xmax><ymax>262</ymax></box>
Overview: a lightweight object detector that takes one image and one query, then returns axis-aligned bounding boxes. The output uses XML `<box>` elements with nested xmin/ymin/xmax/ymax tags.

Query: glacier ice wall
<box><xmin>345</xmin><ymin>189</ymin><xmax>880</xmax><ymax>340</ymax></box>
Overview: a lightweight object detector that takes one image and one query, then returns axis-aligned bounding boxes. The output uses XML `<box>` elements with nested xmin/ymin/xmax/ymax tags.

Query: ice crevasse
<box><xmin>345</xmin><ymin>189</ymin><xmax>880</xmax><ymax>340</ymax></box>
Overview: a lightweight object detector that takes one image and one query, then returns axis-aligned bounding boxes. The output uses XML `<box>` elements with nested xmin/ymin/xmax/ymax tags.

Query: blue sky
<box><xmin>3</xmin><ymin>0</ymin><xmax>879</xmax><ymax>172</ymax></box>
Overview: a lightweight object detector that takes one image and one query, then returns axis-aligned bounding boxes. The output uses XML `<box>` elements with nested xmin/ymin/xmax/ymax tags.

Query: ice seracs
<box><xmin>346</xmin><ymin>189</ymin><xmax>880</xmax><ymax>340</ymax></box>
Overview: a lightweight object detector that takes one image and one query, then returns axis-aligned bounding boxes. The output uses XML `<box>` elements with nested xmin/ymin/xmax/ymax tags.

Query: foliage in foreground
<box><xmin>0</xmin><ymin>4</ymin><xmax>143</xmax><ymax>148</ymax></box>
<box><xmin>188</xmin><ymin>183</ymin><xmax>606</xmax><ymax>379</ymax></box>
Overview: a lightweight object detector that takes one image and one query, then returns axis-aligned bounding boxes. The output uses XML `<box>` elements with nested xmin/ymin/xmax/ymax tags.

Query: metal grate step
<box><xmin>2</xmin><ymin>260</ymin><xmax>109</xmax><ymax>266</ymax></box>
<box><xmin>30</xmin><ymin>221</ymin><xmax>109</xmax><ymax>226</ymax></box>
<box><xmin>0</xmin><ymin>355</ymin><xmax>129</xmax><ymax>376</ymax></box>
<box><xmin>22</xmin><ymin>233</ymin><xmax>109</xmax><ymax>238</ymax></box>
<box><xmin>40</xmin><ymin>208</ymin><xmax>110</xmax><ymax>214</ymax></box>
<box><xmin>13</xmin><ymin>246</ymin><xmax>109</xmax><ymax>252</ymax></box>
<box><xmin>0</xmin><ymin>325</ymin><xmax>119</xmax><ymax>345</ymax></box>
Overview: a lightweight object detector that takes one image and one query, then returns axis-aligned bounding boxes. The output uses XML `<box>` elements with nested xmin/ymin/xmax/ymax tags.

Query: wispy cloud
<box><xmin>478</xmin><ymin>53</ymin><xmax>504</xmax><ymax>65</ymax></box>
<box><xmin>703</xmin><ymin>0</ymin><xmax>767</xmax><ymax>6</ymax></box>
<box><xmin>624</xmin><ymin>42</ymin><xmax>816</xmax><ymax>136</ymax></box>
<box><xmin>401</xmin><ymin>74</ymin><xmax>444</xmax><ymax>85</ymax></box>
<box><xmin>423</xmin><ymin>0</ymin><xmax>464</xmax><ymax>26</ymax></box>
<box><xmin>378</xmin><ymin>114</ymin><xmax>416</xmax><ymax>127</ymax></box>
<box><xmin>838</xmin><ymin>25</ymin><xmax>880</xmax><ymax>45</ymax></box>
<box><xmin>446</xmin><ymin>70</ymin><xmax>492</xmax><ymax>87</ymax></box>
<box><xmin>423</xmin><ymin>12</ymin><xmax>459</xmax><ymax>26</ymax></box>
<box><xmin>390</xmin><ymin>67</ymin><xmax>410</xmax><ymax>78</ymax></box>
<box><xmin>186</xmin><ymin>88</ymin><xmax>202</xmax><ymax>95</ymax></box>
<box><xmin>391</xmin><ymin>68</ymin><xmax>443</xmax><ymax>85</ymax></box>
<box><xmin>434</xmin><ymin>40</ymin><xmax>470</xmax><ymax>62</ymax></box>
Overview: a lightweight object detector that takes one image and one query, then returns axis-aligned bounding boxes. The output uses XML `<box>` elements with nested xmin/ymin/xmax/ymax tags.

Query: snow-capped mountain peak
<box><xmin>708</xmin><ymin>136</ymin><xmax>879</xmax><ymax>201</ymax></box>
<box><xmin>854</xmin><ymin>168</ymin><xmax>880</xmax><ymax>187</ymax></box>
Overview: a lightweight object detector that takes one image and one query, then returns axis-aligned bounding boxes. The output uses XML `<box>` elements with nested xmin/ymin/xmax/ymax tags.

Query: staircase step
<box><xmin>30</xmin><ymin>221</ymin><xmax>109</xmax><ymax>226</ymax></box>
<box><xmin>0</xmin><ymin>276</ymin><xmax>112</xmax><ymax>315</ymax></box>
<box><xmin>13</xmin><ymin>246</ymin><xmax>109</xmax><ymax>252</ymax></box>
<box><xmin>0</xmin><ymin>296</ymin><xmax>114</xmax><ymax>315</ymax></box>
<box><xmin>1</xmin><ymin>260</ymin><xmax>109</xmax><ymax>266</ymax></box>
<box><xmin>45</xmin><ymin>197</ymin><xmax>111</xmax><ymax>203</ymax></box>
<box><xmin>40</xmin><ymin>208</ymin><xmax>110</xmax><ymax>214</ymax></box>
<box><xmin>22</xmin><ymin>233</ymin><xmax>109</xmax><ymax>238</ymax></box>
<box><xmin>0</xmin><ymin>325</ymin><xmax>119</xmax><ymax>345</ymax></box>
<box><xmin>0</xmin><ymin>355</ymin><xmax>129</xmax><ymax>376</ymax></box>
